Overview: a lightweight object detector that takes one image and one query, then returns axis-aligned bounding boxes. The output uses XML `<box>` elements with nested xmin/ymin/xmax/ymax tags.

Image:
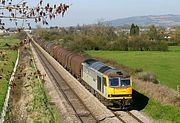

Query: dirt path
<box><xmin>4</xmin><ymin>43</ymin><xmax>59</xmax><ymax>123</ymax></box>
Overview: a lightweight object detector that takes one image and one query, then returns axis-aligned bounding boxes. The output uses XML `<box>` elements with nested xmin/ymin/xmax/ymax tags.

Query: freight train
<box><xmin>32</xmin><ymin>36</ymin><xmax>133</xmax><ymax>109</ymax></box>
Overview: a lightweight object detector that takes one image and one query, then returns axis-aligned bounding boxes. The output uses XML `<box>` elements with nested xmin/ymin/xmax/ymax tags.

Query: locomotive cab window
<box><xmin>121</xmin><ymin>79</ymin><xmax>130</xmax><ymax>87</ymax></box>
<box><xmin>97</xmin><ymin>76</ymin><xmax>101</xmax><ymax>91</ymax></box>
<box><xmin>103</xmin><ymin>77</ymin><xmax>107</xmax><ymax>86</ymax></box>
<box><xmin>109</xmin><ymin>78</ymin><xmax>119</xmax><ymax>87</ymax></box>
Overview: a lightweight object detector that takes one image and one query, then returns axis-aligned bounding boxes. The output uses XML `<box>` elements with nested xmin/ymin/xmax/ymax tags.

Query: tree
<box><xmin>148</xmin><ymin>25</ymin><xmax>158</xmax><ymax>40</ymax></box>
<box><xmin>130</xmin><ymin>23</ymin><xmax>139</xmax><ymax>36</ymax></box>
<box><xmin>172</xmin><ymin>27</ymin><xmax>180</xmax><ymax>45</ymax></box>
<box><xmin>0</xmin><ymin>0</ymin><xmax>70</xmax><ymax>30</ymax></box>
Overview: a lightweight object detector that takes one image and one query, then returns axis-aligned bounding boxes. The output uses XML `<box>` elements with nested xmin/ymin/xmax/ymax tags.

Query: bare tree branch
<box><xmin>0</xmin><ymin>0</ymin><xmax>71</xmax><ymax>30</ymax></box>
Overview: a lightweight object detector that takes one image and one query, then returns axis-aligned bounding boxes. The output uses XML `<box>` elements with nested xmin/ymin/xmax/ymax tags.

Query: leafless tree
<box><xmin>0</xmin><ymin>0</ymin><xmax>70</xmax><ymax>30</ymax></box>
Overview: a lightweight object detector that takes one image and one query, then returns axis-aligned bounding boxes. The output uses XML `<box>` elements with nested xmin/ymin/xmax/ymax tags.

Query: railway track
<box><xmin>32</xmin><ymin>42</ymin><xmax>98</xmax><ymax>123</ymax></box>
<box><xmin>113</xmin><ymin>111</ymin><xmax>144</xmax><ymax>123</ymax></box>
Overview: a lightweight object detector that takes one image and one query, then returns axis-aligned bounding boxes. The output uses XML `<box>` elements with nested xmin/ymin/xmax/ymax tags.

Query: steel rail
<box><xmin>126</xmin><ymin>111</ymin><xmax>144</xmax><ymax>123</ymax></box>
<box><xmin>112</xmin><ymin>111</ymin><xmax>144</xmax><ymax>123</ymax></box>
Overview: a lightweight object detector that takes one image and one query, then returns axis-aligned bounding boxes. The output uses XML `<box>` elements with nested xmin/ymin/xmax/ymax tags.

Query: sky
<box><xmin>2</xmin><ymin>0</ymin><xmax>180</xmax><ymax>27</ymax></box>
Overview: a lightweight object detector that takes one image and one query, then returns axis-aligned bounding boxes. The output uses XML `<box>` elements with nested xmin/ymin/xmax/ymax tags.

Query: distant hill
<box><xmin>108</xmin><ymin>14</ymin><xmax>180</xmax><ymax>27</ymax></box>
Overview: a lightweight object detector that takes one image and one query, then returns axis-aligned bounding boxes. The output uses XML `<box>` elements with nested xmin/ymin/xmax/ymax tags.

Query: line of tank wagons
<box><xmin>33</xmin><ymin>36</ymin><xmax>133</xmax><ymax>108</ymax></box>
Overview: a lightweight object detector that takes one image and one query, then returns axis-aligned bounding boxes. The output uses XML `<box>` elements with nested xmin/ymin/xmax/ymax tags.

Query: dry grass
<box><xmin>136</xmin><ymin>72</ymin><xmax>159</xmax><ymax>84</ymax></box>
<box><xmin>133</xmin><ymin>78</ymin><xmax>180</xmax><ymax>107</ymax></box>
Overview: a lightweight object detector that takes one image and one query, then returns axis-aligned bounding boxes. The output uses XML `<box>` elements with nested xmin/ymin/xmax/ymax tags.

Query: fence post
<box><xmin>177</xmin><ymin>85</ymin><xmax>180</xmax><ymax>97</ymax></box>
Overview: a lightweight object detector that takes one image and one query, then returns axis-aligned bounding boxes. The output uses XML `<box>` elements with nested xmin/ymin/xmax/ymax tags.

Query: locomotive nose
<box><xmin>113</xmin><ymin>88</ymin><xmax>127</xmax><ymax>94</ymax></box>
<box><xmin>107</xmin><ymin>87</ymin><xmax>132</xmax><ymax>99</ymax></box>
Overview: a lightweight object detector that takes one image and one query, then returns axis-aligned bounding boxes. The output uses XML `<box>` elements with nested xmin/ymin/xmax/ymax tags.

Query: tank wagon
<box><xmin>33</xmin><ymin>38</ymin><xmax>132</xmax><ymax>109</ymax></box>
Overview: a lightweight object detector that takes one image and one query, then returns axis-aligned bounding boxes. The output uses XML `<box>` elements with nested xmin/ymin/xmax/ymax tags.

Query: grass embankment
<box><xmin>27</xmin><ymin>65</ymin><xmax>60</xmax><ymax>122</ymax></box>
<box><xmin>0</xmin><ymin>36</ymin><xmax>20</xmax><ymax>115</ymax></box>
<box><xmin>28</xmin><ymin>47</ymin><xmax>60</xmax><ymax>122</ymax></box>
<box><xmin>4</xmin><ymin>45</ymin><xmax>60</xmax><ymax>123</ymax></box>
<box><xmin>87</xmin><ymin>46</ymin><xmax>180</xmax><ymax>123</ymax></box>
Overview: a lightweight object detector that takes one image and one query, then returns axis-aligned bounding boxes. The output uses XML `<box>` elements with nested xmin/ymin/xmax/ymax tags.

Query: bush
<box><xmin>15</xmin><ymin>31</ymin><xmax>27</xmax><ymax>40</ymax></box>
<box><xmin>4</xmin><ymin>43</ymin><xmax>10</xmax><ymax>47</ymax></box>
<box><xmin>34</xmin><ymin>25</ymin><xmax>169</xmax><ymax>52</ymax></box>
<box><xmin>128</xmin><ymin>36</ymin><xmax>168</xmax><ymax>51</ymax></box>
<box><xmin>174</xmin><ymin>96</ymin><xmax>180</xmax><ymax>107</ymax></box>
<box><xmin>135</xmin><ymin>68</ymin><xmax>143</xmax><ymax>73</ymax></box>
<box><xmin>136</xmin><ymin>72</ymin><xmax>159</xmax><ymax>84</ymax></box>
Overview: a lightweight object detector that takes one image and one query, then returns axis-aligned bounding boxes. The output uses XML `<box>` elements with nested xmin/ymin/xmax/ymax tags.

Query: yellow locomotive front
<box><xmin>105</xmin><ymin>75</ymin><xmax>132</xmax><ymax>108</ymax></box>
<box><xmin>107</xmin><ymin>77</ymin><xmax>132</xmax><ymax>99</ymax></box>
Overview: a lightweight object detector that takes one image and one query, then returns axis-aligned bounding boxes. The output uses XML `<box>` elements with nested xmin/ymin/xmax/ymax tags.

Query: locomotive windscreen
<box><xmin>109</xmin><ymin>78</ymin><xmax>119</xmax><ymax>87</ymax></box>
<box><xmin>121</xmin><ymin>79</ymin><xmax>130</xmax><ymax>87</ymax></box>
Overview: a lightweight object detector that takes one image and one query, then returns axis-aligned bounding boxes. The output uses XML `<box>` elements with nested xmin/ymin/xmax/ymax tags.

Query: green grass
<box><xmin>0</xmin><ymin>36</ymin><xmax>20</xmax><ymax>115</ymax></box>
<box><xmin>31</xmin><ymin>74</ymin><xmax>56</xmax><ymax>122</ymax></box>
<box><xmin>0</xmin><ymin>36</ymin><xmax>20</xmax><ymax>49</ymax></box>
<box><xmin>143</xmin><ymin>98</ymin><xmax>180</xmax><ymax>123</ymax></box>
<box><xmin>87</xmin><ymin>46</ymin><xmax>180</xmax><ymax>90</ymax></box>
<box><xmin>29</xmin><ymin>62</ymin><xmax>60</xmax><ymax>122</ymax></box>
<box><xmin>0</xmin><ymin>79</ymin><xmax>9</xmax><ymax>112</ymax></box>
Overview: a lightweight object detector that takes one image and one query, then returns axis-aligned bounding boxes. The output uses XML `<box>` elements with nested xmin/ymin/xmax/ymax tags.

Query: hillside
<box><xmin>108</xmin><ymin>14</ymin><xmax>180</xmax><ymax>27</ymax></box>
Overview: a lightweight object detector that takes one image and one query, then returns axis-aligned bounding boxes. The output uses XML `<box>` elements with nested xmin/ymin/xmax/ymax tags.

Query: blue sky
<box><xmin>4</xmin><ymin>0</ymin><xmax>180</xmax><ymax>27</ymax></box>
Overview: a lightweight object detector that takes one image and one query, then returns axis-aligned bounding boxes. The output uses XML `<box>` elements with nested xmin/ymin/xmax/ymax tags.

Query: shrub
<box><xmin>136</xmin><ymin>72</ymin><xmax>159</xmax><ymax>84</ymax></box>
<box><xmin>34</xmin><ymin>25</ymin><xmax>169</xmax><ymax>52</ymax></box>
<box><xmin>4</xmin><ymin>43</ymin><xmax>10</xmax><ymax>47</ymax></box>
<box><xmin>174</xmin><ymin>96</ymin><xmax>180</xmax><ymax>107</ymax></box>
<box><xmin>15</xmin><ymin>31</ymin><xmax>27</xmax><ymax>40</ymax></box>
<box><xmin>135</xmin><ymin>68</ymin><xmax>143</xmax><ymax>73</ymax></box>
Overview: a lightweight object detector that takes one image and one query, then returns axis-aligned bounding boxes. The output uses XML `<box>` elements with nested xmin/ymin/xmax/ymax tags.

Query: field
<box><xmin>0</xmin><ymin>36</ymin><xmax>20</xmax><ymax>115</ymax></box>
<box><xmin>87</xmin><ymin>46</ymin><xmax>180</xmax><ymax>90</ymax></box>
<box><xmin>87</xmin><ymin>46</ymin><xmax>180</xmax><ymax>122</ymax></box>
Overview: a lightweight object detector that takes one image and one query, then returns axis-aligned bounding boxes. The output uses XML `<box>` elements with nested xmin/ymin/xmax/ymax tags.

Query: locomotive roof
<box><xmin>84</xmin><ymin>59</ymin><xmax>124</xmax><ymax>77</ymax></box>
<box><xmin>91</xmin><ymin>61</ymin><xmax>105</xmax><ymax>70</ymax></box>
<box><xmin>84</xmin><ymin>59</ymin><xmax>97</xmax><ymax>65</ymax></box>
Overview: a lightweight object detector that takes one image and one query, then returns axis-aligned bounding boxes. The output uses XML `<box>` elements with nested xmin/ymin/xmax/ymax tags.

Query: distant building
<box><xmin>0</xmin><ymin>29</ymin><xmax>6</xmax><ymax>35</ymax></box>
<box><xmin>164</xmin><ymin>36</ymin><xmax>171</xmax><ymax>39</ymax></box>
<box><xmin>24</xmin><ymin>29</ymin><xmax>32</xmax><ymax>33</ymax></box>
<box><xmin>0</xmin><ymin>29</ymin><xmax>5</xmax><ymax>33</ymax></box>
<box><xmin>50</xmin><ymin>26</ymin><xmax>58</xmax><ymax>29</ymax></box>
